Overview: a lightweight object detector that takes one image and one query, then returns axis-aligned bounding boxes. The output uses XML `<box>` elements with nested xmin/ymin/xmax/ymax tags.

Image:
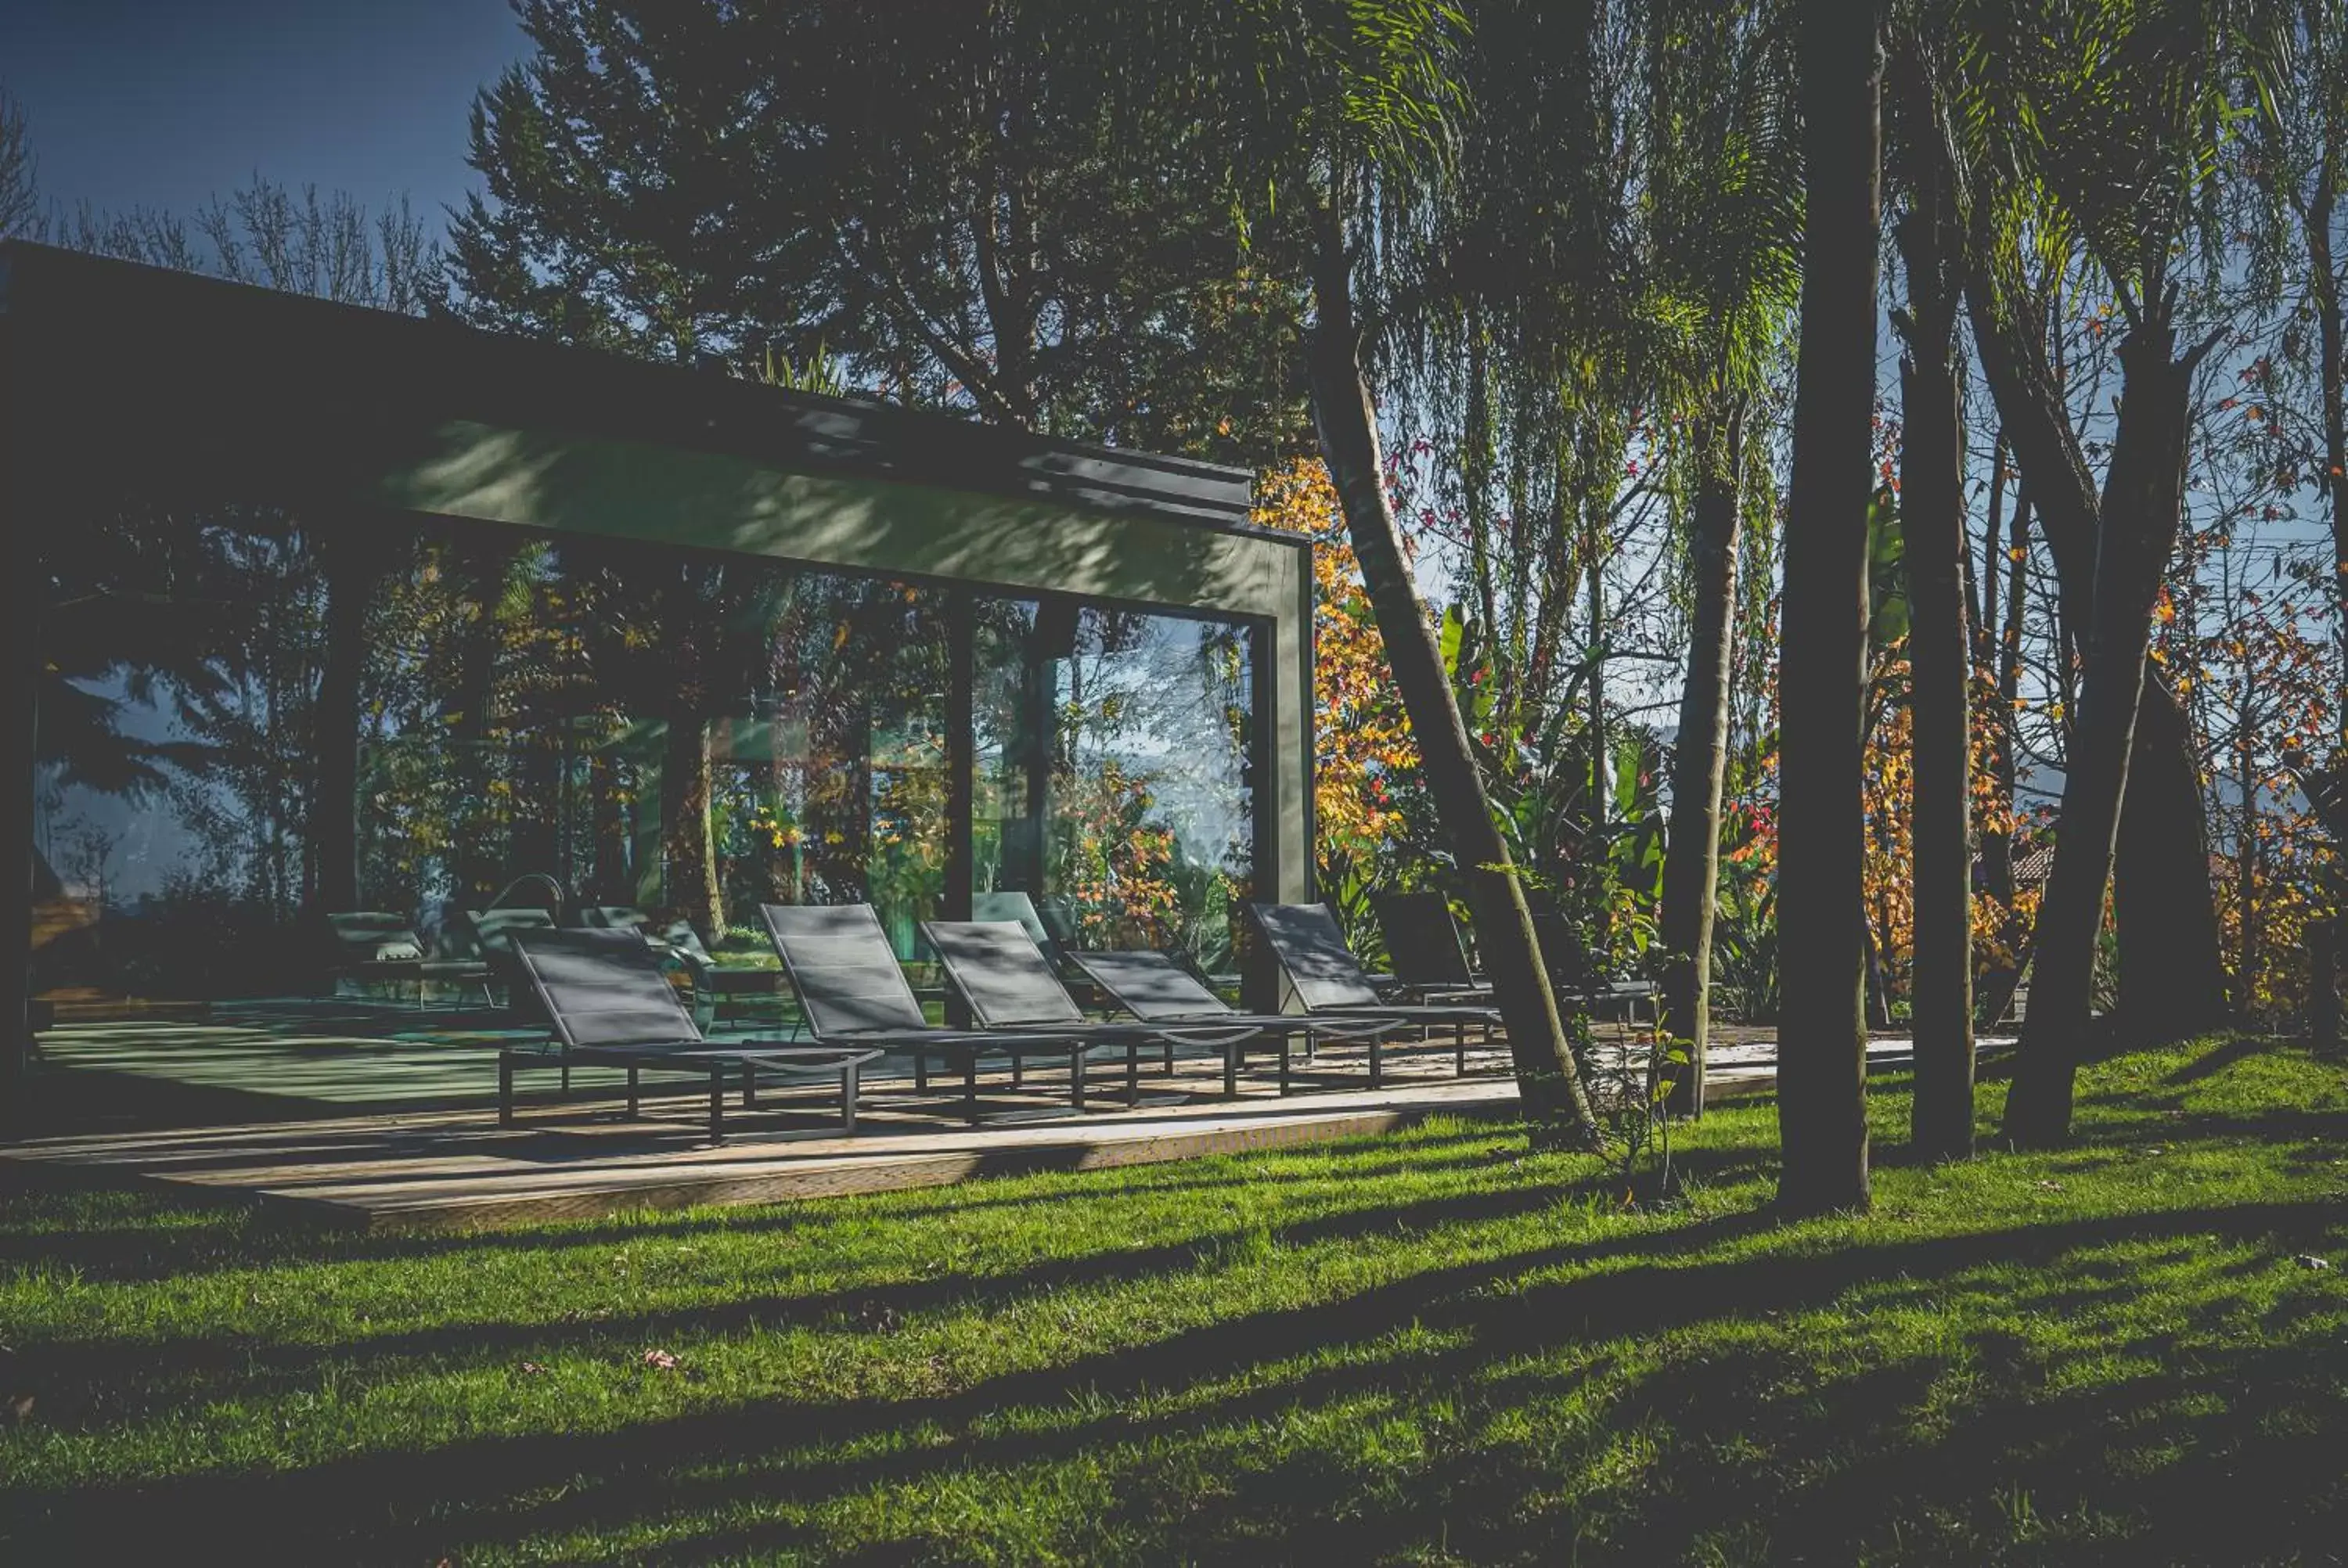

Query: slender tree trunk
<box><xmin>312</xmin><ymin>527</ymin><xmax>380</xmax><ymax>914</ymax></box>
<box><xmin>510</xmin><ymin>733</ymin><xmax>564</xmax><ymax>884</ymax></box>
<box><xmin>2004</xmin><ymin>321</ymin><xmax>2199</xmax><ymax>1147</ymax></box>
<box><xmin>662</xmin><ymin>695</ymin><xmax>725</xmax><ymax>941</ymax></box>
<box><xmin>1864</xmin><ymin>900</ymin><xmax>1895</xmax><ymax>1030</ymax></box>
<box><xmin>1978</xmin><ymin>441</ymin><xmax>2014</xmax><ymax>905</ymax></box>
<box><xmin>589</xmin><ymin>753</ymin><xmax>630</xmax><ymax>905</ymax></box>
<box><xmin>2236</xmin><ymin>682</ymin><xmax>2261</xmax><ymax>1015</ymax></box>
<box><xmin>448</xmin><ymin>538</ymin><xmax>512</xmax><ymax>905</ymax></box>
<box><xmin>1303</xmin><ymin>198</ymin><xmax>1600</xmax><ymax>1145</ymax></box>
<box><xmin>1658</xmin><ymin>408</ymin><xmax>1745</xmax><ymax>1117</ymax></box>
<box><xmin>1895</xmin><ymin>201</ymin><xmax>1975</xmax><ymax>1161</ymax></box>
<box><xmin>1586</xmin><ymin>494</ymin><xmax>1610</xmax><ymax>957</ymax></box>
<box><xmin>1776</xmin><ymin>0</ymin><xmax>1882</xmax><ymax>1213</ymax></box>
<box><xmin>660</xmin><ymin>566</ymin><xmax>728</xmax><ymax>942</ymax></box>
<box><xmin>2312</xmin><ymin>135</ymin><xmax>2344</xmax><ymax>1048</ymax></box>
<box><xmin>1977</xmin><ymin>485</ymin><xmax>2031</xmax><ymax>1025</ymax></box>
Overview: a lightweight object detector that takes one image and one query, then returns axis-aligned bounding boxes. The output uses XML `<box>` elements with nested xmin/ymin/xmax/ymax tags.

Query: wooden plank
<box><xmin>0</xmin><ymin>1034</ymin><xmax>2016</xmax><ymax>1233</ymax></box>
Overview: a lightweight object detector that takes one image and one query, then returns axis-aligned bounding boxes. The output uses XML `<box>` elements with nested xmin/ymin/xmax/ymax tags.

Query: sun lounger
<box><xmin>1247</xmin><ymin>901</ymin><xmax>1504</xmax><ymax>1084</ymax></box>
<box><xmin>1066</xmin><ymin>947</ymin><xmax>1400</xmax><ymax>1096</ymax></box>
<box><xmin>504</xmin><ymin>927</ymin><xmax>878</xmax><ymax>1141</ymax></box>
<box><xmin>446</xmin><ymin>906</ymin><xmax>557</xmax><ymax>1006</ymax></box>
<box><xmin>920</xmin><ymin>920</ymin><xmax>1263</xmax><ymax>1104</ymax></box>
<box><xmin>578</xmin><ymin>905</ymin><xmax>785</xmax><ymax>1025</ymax></box>
<box><xmin>323</xmin><ymin>911</ymin><xmax>495</xmax><ymax>1008</ymax></box>
<box><xmin>761</xmin><ymin>903</ymin><xmax>1097</xmax><ymax>1122</ymax></box>
<box><xmin>1370</xmin><ymin>890</ymin><xmax>1496</xmax><ymax>1003</ymax></box>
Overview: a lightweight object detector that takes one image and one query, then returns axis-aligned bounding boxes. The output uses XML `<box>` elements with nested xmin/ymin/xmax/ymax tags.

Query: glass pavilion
<box><xmin>0</xmin><ymin>242</ymin><xmax>1313</xmax><ymax>1134</ymax></box>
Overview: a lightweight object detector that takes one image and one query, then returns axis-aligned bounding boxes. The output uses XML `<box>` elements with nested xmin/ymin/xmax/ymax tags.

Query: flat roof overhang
<box><xmin>0</xmin><ymin>240</ymin><xmax>1302</xmax><ymax>601</ymax></box>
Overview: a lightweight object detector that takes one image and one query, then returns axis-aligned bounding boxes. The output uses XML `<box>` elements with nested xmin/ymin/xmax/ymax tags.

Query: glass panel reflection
<box><xmin>30</xmin><ymin>493</ymin><xmax>1261</xmax><ymax>1129</ymax></box>
<box><xmin>1044</xmin><ymin>606</ymin><xmax>1254</xmax><ymax>972</ymax></box>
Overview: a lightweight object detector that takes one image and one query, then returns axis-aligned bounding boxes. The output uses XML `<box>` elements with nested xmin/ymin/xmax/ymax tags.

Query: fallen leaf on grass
<box><xmin>643</xmin><ymin>1349</ymin><xmax>680</xmax><ymax>1371</ymax></box>
<box><xmin>517</xmin><ymin>1361</ymin><xmax>549</xmax><ymax>1376</ymax></box>
<box><xmin>2034</xmin><ymin>1180</ymin><xmax>2065</xmax><ymax>1192</ymax></box>
<box><xmin>2297</xmin><ymin>1255</ymin><xmax>2333</xmax><ymax>1271</ymax></box>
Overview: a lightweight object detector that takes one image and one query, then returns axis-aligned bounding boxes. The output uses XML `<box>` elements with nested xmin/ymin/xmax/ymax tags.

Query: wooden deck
<box><xmin>0</xmin><ymin>1030</ymin><xmax>2006</xmax><ymax>1231</ymax></box>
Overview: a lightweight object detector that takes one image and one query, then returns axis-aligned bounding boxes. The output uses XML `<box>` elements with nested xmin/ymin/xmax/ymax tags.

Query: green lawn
<box><xmin>2</xmin><ymin>1038</ymin><xmax>2344</xmax><ymax>1565</ymax></box>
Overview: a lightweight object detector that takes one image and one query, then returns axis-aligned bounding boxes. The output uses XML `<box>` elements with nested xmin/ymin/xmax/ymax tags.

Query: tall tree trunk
<box><xmin>510</xmin><ymin>732</ymin><xmax>564</xmax><ymax>886</ymax></box>
<box><xmin>662</xmin><ymin>696</ymin><xmax>725</xmax><ymax>941</ymax></box>
<box><xmin>1658</xmin><ymin>407</ymin><xmax>1744</xmax><ymax>1117</ymax></box>
<box><xmin>1977</xmin><ymin>484</ymin><xmax>2031</xmax><ymax>1026</ymax></box>
<box><xmin>312</xmin><ymin>527</ymin><xmax>381</xmax><ymax>914</ymax></box>
<box><xmin>2235</xmin><ymin>674</ymin><xmax>2261</xmax><ymax>1015</ymax></box>
<box><xmin>448</xmin><ymin>538</ymin><xmax>513</xmax><ymax>906</ymax></box>
<box><xmin>1776</xmin><ymin>0</ymin><xmax>1882</xmax><ymax>1214</ymax></box>
<box><xmin>2004</xmin><ymin>321</ymin><xmax>2200</xmax><ymax>1147</ymax></box>
<box><xmin>2311</xmin><ymin>130</ymin><xmax>2344</xmax><ymax>1048</ymax></box>
<box><xmin>1968</xmin><ymin>262</ymin><xmax>2230</xmax><ymax>1043</ymax></box>
<box><xmin>1894</xmin><ymin>186</ymin><xmax>1975</xmax><ymax>1161</ymax></box>
<box><xmin>589</xmin><ymin>753</ymin><xmax>631</xmax><ymax>905</ymax></box>
<box><xmin>1303</xmin><ymin>197</ymin><xmax>1600</xmax><ymax>1146</ymax></box>
<box><xmin>1586</xmin><ymin>493</ymin><xmax>1610</xmax><ymax>958</ymax></box>
<box><xmin>2112</xmin><ymin>668</ymin><xmax>2231</xmax><ymax>1039</ymax></box>
<box><xmin>1977</xmin><ymin>441</ymin><xmax>2014</xmax><ymax>908</ymax></box>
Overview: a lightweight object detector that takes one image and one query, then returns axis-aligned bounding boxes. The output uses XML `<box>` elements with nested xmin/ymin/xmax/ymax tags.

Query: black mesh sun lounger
<box><xmin>762</xmin><ymin>903</ymin><xmax>1095</xmax><ymax>1123</ymax></box>
<box><xmin>1066</xmin><ymin>948</ymin><xmax>1400</xmax><ymax>1097</ymax></box>
<box><xmin>504</xmin><ymin>927</ymin><xmax>880</xmax><ymax>1142</ymax></box>
<box><xmin>1248</xmin><ymin>901</ymin><xmax>1504</xmax><ymax>1085</ymax></box>
<box><xmin>1371</xmin><ymin>890</ymin><xmax>1496</xmax><ymax>1004</ymax></box>
<box><xmin>920</xmin><ymin>920</ymin><xmax>1265</xmax><ymax>1104</ymax></box>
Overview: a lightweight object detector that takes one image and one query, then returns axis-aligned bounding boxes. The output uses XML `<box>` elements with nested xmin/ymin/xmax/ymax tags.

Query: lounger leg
<box><xmin>964</xmin><ymin>1053</ymin><xmax>980</xmax><ymax>1124</ymax></box>
<box><xmin>742</xmin><ymin>1061</ymin><xmax>758</xmax><ymax>1108</ymax></box>
<box><xmin>709</xmin><ymin>1066</ymin><xmax>726</xmax><ymax>1143</ymax></box>
<box><xmin>498</xmin><ymin>1052</ymin><xmax>514</xmax><ymax>1127</ymax></box>
<box><xmin>1456</xmin><ymin>1022</ymin><xmax>1467</xmax><ymax>1077</ymax></box>
<box><xmin>1224</xmin><ymin>1043</ymin><xmax>1239</xmax><ymax>1098</ymax></box>
<box><xmin>1071</xmin><ymin>1045</ymin><xmax>1086</xmax><ymax>1111</ymax></box>
<box><xmin>1127</xmin><ymin>1041</ymin><xmax>1140</xmax><ymax>1106</ymax></box>
<box><xmin>841</xmin><ymin>1063</ymin><xmax>859</xmax><ymax>1135</ymax></box>
<box><xmin>1279</xmin><ymin>1037</ymin><xmax>1292</xmax><ymax>1096</ymax></box>
<box><xmin>560</xmin><ymin>1063</ymin><xmax>571</xmax><ymax>1097</ymax></box>
<box><xmin>1164</xmin><ymin>1038</ymin><xmax>1176</xmax><ymax>1077</ymax></box>
<box><xmin>1010</xmin><ymin>1049</ymin><xmax>1025</xmax><ymax>1088</ymax></box>
<box><xmin>1370</xmin><ymin>1033</ymin><xmax>1384</xmax><ymax>1089</ymax></box>
<box><xmin>627</xmin><ymin>1065</ymin><xmax>640</xmax><ymax>1119</ymax></box>
<box><xmin>915</xmin><ymin>1053</ymin><xmax>929</xmax><ymax>1092</ymax></box>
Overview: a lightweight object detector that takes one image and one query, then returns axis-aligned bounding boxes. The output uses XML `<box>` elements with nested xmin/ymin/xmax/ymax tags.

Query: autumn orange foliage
<box><xmin>1251</xmin><ymin>459</ymin><xmax>1419</xmax><ymax>863</ymax></box>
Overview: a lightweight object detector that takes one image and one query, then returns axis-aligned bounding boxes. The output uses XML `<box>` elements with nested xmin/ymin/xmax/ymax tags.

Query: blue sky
<box><xmin>2</xmin><ymin>0</ymin><xmax>524</xmax><ymax>235</ymax></box>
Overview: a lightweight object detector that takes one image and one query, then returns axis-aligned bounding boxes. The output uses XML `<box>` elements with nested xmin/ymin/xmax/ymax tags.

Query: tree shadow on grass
<box><xmin>2157</xmin><ymin>1031</ymin><xmax>2273</xmax><ymax>1086</ymax></box>
<box><xmin>7</xmin><ymin>1192</ymin><xmax>2343</xmax><ymax>1564</ymax></box>
<box><xmin>0</xmin><ymin>1124</ymin><xmax>1532</xmax><ymax>1286</ymax></box>
<box><xmin>794</xmin><ymin>1226</ymin><xmax>2345</xmax><ymax>1566</ymax></box>
<box><xmin>472</xmin><ymin>1198</ymin><xmax>2348</xmax><ymax>1566</ymax></box>
<box><xmin>0</xmin><ymin>1139</ymin><xmax>1739</xmax><ymax>1428</ymax></box>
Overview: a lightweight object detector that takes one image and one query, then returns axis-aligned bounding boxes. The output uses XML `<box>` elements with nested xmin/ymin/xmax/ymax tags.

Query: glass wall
<box><xmin>28</xmin><ymin>492</ymin><xmax>1259</xmax><ymax>1121</ymax></box>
